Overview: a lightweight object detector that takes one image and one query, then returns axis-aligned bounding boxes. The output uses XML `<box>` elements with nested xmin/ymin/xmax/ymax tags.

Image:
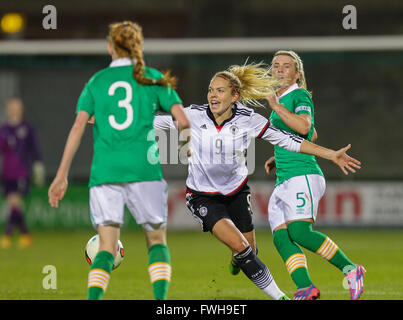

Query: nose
<box><xmin>209</xmin><ymin>90</ymin><xmax>217</xmax><ymax>98</ymax></box>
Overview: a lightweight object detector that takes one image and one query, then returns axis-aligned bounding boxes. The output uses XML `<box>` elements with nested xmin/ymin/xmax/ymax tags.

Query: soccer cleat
<box><xmin>293</xmin><ymin>285</ymin><xmax>320</xmax><ymax>300</ymax></box>
<box><xmin>1</xmin><ymin>236</ymin><xmax>12</xmax><ymax>249</ymax></box>
<box><xmin>278</xmin><ymin>295</ymin><xmax>291</xmax><ymax>300</ymax></box>
<box><xmin>229</xmin><ymin>256</ymin><xmax>241</xmax><ymax>275</ymax></box>
<box><xmin>18</xmin><ymin>234</ymin><xmax>33</xmax><ymax>249</ymax></box>
<box><xmin>345</xmin><ymin>264</ymin><xmax>366</xmax><ymax>300</ymax></box>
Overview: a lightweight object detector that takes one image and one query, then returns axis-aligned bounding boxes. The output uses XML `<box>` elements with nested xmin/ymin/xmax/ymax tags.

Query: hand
<box><xmin>48</xmin><ymin>177</ymin><xmax>68</xmax><ymax>208</ymax></box>
<box><xmin>331</xmin><ymin>144</ymin><xmax>361</xmax><ymax>175</ymax></box>
<box><xmin>88</xmin><ymin>116</ymin><xmax>95</xmax><ymax>125</ymax></box>
<box><xmin>264</xmin><ymin>156</ymin><xmax>276</xmax><ymax>174</ymax></box>
<box><xmin>266</xmin><ymin>94</ymin><xmax>279</xmax><ymax>110</ymax></box>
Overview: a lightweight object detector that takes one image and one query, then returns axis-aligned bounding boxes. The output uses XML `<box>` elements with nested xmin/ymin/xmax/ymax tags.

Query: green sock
<box><xmin>288</xmin><ymin>221</ymin><xmax>355</xmax><ymax>274</ymax></box>
<box><xmin>273</xmin><ymin>229</ymin><xmax>312</xmax><ymax>289</ymax></box>
<box><xmin>87</xmin><ymin>250</ymin><xmax>114</xmax><ymax>300</ymax></box>
<box><xmin>148</xmin><ymin>244</ymin><xmax>171</xmax><ymax>300</ymax></box>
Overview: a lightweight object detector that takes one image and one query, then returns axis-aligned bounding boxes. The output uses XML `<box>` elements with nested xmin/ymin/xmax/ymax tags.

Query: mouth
<box><xmin>209</xmin><ymin>101</ymin><xmax>221</xmax><ymax>109</ymax></box>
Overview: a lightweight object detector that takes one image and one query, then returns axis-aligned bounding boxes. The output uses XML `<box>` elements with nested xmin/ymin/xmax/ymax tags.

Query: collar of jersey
<box><xmin>109</xmin><ymin>57</ymin><xmax>135</xmax><ymax>67</ymax></box>
<box><xmin>206</xmin><ymin>103</ymin><xmax>238</xmax><ymax>127</ymax></box>
<box><xmin>278</xmin><ymin>83</ymin><xmax>299</xmax><ymax>99</ymax></box>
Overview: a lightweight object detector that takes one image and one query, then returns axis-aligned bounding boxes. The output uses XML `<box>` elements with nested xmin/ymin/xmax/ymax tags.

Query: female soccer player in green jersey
<box><xmin>264</xmin><ymin>50</ymin><xmax>366</xmax><ymax>300</ymax></box>
<box><xmin>48</xmin><ymin>21</ymin><xmax>190</xmax><ymax>300</ymax></box>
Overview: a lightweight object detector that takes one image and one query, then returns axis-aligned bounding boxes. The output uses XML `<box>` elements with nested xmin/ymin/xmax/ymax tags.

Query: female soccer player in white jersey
<box><xmin>264</xmin><ymin>50</ymin><xmax>366</xmax><ymax>300</ymax></box>
<box><xmin>154</xmin><ymin>62</ymin><xmax>360</xmax><ymax>300</ymax></box>
<box><xmin>48</xmin><ymin>21</ymin><xmax>190</xmax><ymax>300</ymax></box>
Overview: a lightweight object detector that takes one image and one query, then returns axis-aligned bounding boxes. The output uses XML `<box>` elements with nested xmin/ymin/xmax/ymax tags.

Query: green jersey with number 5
<box><xmin>269</xmin><ymin>84</ymin><xmax>323</xmax><ymax>186</ymax></box>
<box><xmin>76</xmin><ymin>61</ymin><xmax>182</xmax><ymax>187</ymax></box>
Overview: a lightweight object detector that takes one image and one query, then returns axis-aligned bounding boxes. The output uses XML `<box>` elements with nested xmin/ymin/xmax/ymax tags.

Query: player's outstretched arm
<box><xmin>48</xmin><ymin>111</ymin><xmax>90</xmax><ymax>208</ymax></box>
<box><xmin>300</xmin><ymin>140</ymin><xmax>361</xmax><ymax>175</ymax></box>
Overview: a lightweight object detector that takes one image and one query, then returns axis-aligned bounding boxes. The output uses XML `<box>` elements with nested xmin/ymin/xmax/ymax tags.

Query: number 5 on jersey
<box><xmin>296</xmin><ymin>192</ymin><xmax>306</xmax><ymax>214</ymax></box>
<box><xmin>108</xmin><ymin>81</ymin><xmax>133</xmax><ymax>130</ymax></box>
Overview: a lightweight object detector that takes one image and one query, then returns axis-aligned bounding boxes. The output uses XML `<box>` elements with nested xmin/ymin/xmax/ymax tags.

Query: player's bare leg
<box><xmin>229</xmin><ymin>229</ymin><xmax>256</xmax><ymax>275</ymax></box>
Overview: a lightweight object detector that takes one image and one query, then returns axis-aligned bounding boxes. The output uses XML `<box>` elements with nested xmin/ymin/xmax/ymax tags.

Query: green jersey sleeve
<box><xmin>144</xmin><ymin>67</ymin><xmax>182</xmax><ymax>114</ymax></box>
<box><xmin>155</xmin><ymin>85</ymin><xmax>183</xmax><ymax>114</ymax></box>
<box><xmin>293</xmin><ymin>89</ymin><xmax>313</xmax><ymax>116</ymax></box>
<box><xmin>76</xmin><ymin>82</ymin><xmax>95</xmax><ymax>116</ymax></box>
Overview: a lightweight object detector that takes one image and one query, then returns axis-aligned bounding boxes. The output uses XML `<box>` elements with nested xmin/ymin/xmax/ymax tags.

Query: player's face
<box><xmin>5</xmin><ymin>98</ymin><xmax>24</xmax><ymax>125</ymax></box>
<box><xmin>271</xmin><ymin>55</ymin><xmax>301</xmax><ymax>89</ymax></box>
<box><xmin>207</xmin><ymin>76</ymin><xmax>238</xmax><ymax>117</ymax></box>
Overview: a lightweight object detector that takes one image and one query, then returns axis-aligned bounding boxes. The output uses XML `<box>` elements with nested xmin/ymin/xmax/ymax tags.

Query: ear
<box><xmin>294</xmin><ymin>71</ymin><xmax>301</xmax><ymax>83</ymax></box>
<box><xmin>232</xmin><ymin>93</ymin><xmax>240</xmax><ymax>103</ymax></box>
<box><xmin>107</xmin><ymin>42</ymin><xmax>113</xmax><ymax>56</ymax></box>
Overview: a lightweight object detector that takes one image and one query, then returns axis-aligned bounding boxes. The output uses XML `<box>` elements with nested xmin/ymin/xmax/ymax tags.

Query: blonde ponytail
<box><xmin>214</xmin><ymin>61</ymin><xmax>278</xmax><ymax>108</ymax></box>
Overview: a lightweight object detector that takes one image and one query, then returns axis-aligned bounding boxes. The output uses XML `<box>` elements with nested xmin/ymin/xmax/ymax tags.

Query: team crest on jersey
<box><xmin>199</xmin><ymin>206</ymin><xmax>208</xmax><ymax>217</ymax></box>
<box><xmin>16</xmin><ymin>126</ymin><xmax>28</xmax><ymax>139</ymax></box>
<box><xmin>230</xmin><ymin>124</ymin><xmax>239</xmax><ymax>135</ymax></box>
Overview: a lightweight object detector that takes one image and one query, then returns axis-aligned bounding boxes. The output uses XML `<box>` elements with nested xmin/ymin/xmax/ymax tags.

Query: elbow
<box><xmin>299</xmin><ymin>126</ymin><xmax>310</xmax><ymax>136</ymax></box>
<box><xmin>299</xmin><ymin>121</ymin><xmax>312</xmax><ymax>136</ymax></box>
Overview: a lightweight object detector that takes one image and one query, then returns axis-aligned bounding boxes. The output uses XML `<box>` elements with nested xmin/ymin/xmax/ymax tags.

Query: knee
<box><xmin>232</xmin><ymin>239</ymin><xmax>250</xmax><ymax>254</ymax></box>
<box><xmin>144</xmin><ymin>226</ymin><xmax>167</xmax><ymax>248</ymax></box>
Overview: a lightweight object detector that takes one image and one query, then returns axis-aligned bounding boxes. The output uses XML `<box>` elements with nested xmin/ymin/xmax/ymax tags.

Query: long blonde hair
<box><xmin>107</xmin><ymin>21</ymin><xmax>177</xmax><ymax>89</ymax></box>
<box><xmin>213</xmin><ymin>61</ymin><xmax>278</xmax><ymax>108</ymax></box>
<box><xmin>269</xmin><ymin>50</ymin><xmax>309</xmax><ymax>93</ymax></box>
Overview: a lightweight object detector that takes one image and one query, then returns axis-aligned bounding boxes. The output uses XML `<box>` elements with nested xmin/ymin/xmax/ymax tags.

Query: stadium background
<box><xmin>0</xmin><ymin>0</ymin><xmax>402</xmax><ymax>300</ymax></box>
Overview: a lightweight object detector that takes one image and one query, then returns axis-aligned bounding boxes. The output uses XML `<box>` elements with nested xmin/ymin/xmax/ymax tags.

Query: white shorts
<box><xmin>268</xmin><ymin>174</ymin><xmax>326</xmax><ymax>232</ymax></box>
<box><xmin>89</xmin><ymin>180</ymin><xmax>168</xmax><ymax>231</ymax></box>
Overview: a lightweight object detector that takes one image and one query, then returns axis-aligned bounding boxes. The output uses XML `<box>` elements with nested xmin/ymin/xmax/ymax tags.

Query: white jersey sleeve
<box><xmin>250</xmin><ymin>113</ymin><xmax>304</xmax><ymax>153</ymax></box>
<box><xmin>153</xmin><ymin>114</ymin><xmax>176</xmax><ymax>130</ymax></box>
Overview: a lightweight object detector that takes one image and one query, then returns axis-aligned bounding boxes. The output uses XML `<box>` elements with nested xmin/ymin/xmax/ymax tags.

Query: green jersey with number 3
<box><xmin>269</xmin><ymin>84</ymin><xmax>323</xmax><ymax>186</ymax></box>
<box><xmin>76</xmin><ymin>60</ymin><xmax>182</xmax><ymax>187</ymax></box>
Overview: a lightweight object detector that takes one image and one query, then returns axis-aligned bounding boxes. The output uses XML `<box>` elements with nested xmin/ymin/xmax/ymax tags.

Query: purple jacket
<box><xmin>0</xmin><ymin>121</ymin><xmax>42</xmax><ymax>181</ymax></box>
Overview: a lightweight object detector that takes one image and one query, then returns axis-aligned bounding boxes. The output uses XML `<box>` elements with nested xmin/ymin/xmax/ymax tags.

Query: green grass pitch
<box><xmin>0</xmin><ymin>228</ymin><xmax>402</xmax><ymax>300</ymax></box>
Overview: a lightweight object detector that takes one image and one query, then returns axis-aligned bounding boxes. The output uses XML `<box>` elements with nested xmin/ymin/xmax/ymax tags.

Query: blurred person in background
<box><xmin>48</xmin><ymin>21</ymin><xmax>190</xmax><ymax>300</ymax></box>
<box><xmin>264</xmin><ymin>50</ymin><xmax>366</xmax><ymax>300</ymax></box>
<box><xmin>0</xmin><ymin>97</ymin><xmax>45</xmax><ymax>249</ymax></box>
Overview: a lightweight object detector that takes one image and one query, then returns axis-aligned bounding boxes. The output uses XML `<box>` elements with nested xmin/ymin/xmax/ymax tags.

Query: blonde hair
<box><xmin>213</xmin><ymin>61</ymin><xmax>278</xmax><ymax>108</ymax></box>
<box><xmin>270</xmin><ymin>50</ymin><xmax>309</xmax><ymax>93</ymax></box>
<box><xmin>107</xmin><ymin>21</ymin><xmax>177</xmax><ymax>89</ymax></box>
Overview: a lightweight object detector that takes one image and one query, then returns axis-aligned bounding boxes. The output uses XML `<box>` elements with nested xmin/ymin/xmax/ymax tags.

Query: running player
<box><xmin>48</xmin><ymin>21</ymin><xmax>190</xmax><ymax>300</ymax></box>
<box><xmin>265</xmin><ymin>50</ymin><xmax>365</xmax><ymax>300</ymax></box>
<box><xmin>0</xmin><ymin>97</ymin><xmax>45</xmax><ymax>249</ymax></box>
<box><xmin>154</xmin><ymin>62</ymin><xmax>360</xmax><ymax>300</ymax></box>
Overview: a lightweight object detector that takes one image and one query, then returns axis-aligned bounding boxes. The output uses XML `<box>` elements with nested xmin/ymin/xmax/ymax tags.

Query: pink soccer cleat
<box><xmin>293</xmin><ymin>285</ymin><xmax>320</xmax><ymax>300</ymax></box>
<box><xmin>346</xmin><ymin>264</ymin><xmax>366</xmax><ymax>300</ymax></box>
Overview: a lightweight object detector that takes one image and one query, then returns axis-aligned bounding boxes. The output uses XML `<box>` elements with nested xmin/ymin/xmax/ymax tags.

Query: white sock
<box><xmin>262</xmin><ymin>278</ymin><xmax>286</xmax><ymax>300</ymax></box>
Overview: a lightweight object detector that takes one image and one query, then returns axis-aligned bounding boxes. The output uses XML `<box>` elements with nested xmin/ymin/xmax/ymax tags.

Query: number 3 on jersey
<box><xmin>108</xmin><ymin>81</ymin><xmax>133</xmax><ymax>130</ymax></box>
